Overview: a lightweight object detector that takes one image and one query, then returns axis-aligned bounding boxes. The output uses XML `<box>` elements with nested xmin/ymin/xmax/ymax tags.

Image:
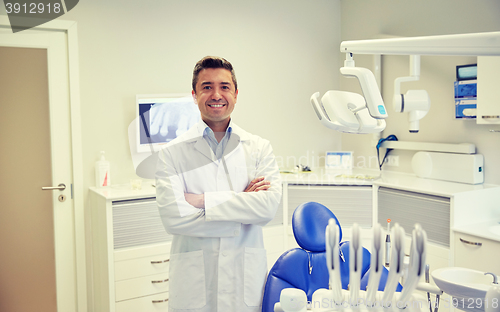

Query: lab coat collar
<box><xmin>189</xmin><ymin>119</ymin><xmax>251</xmax><ymax>142</ymax></box>
<box><xmin>182</xmin><ymin>120</ymin><xmax>250</xmax><ymax>162</ymax></box>
<box><xmin>195</xmin><ymin>119</ymin><xmax>251</xmax><ymax>141</ymax></box>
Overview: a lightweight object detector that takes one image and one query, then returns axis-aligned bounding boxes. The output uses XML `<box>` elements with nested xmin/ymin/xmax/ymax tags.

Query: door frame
<box><xmin>0</xmin><ymin>16</ymin><xmax>86</xmax><ymax>312</ymax></box>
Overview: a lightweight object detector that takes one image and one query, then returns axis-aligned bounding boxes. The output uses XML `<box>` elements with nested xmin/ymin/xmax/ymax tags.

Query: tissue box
<box><xmin>454</xmin><ymin>80</ymin><xmax>477</xmax><ymax>98</ymax></box>
<box><xmin>455</xmin><ymin>97</ymin><xmax>477</xmax><ymax>119</ymax></box>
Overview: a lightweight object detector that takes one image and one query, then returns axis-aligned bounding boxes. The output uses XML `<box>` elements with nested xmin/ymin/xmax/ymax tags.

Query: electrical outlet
<box><xmin>385</xmin><ymin>155</ymin><xmax>399</xmax><ymax>167</ymax></box>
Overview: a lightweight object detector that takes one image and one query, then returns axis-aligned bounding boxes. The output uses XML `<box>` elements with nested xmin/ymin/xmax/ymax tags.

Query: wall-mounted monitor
<box><xmin>136</xmin><ymin>93</ymin><xmax>200</xmax><ymax>153</ymax></box>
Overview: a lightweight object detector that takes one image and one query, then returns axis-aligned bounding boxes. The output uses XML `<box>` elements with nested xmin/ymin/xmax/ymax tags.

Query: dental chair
<box><xmin>261</xmin><ymin>201</ymin><xmax>400</xmax><ymax>312</ymax></box>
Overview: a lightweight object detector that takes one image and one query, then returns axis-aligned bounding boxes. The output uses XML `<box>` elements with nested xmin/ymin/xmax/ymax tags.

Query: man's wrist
<box><xmin>185</xmin><ymin>193</ymin><xmax>205</xmax><ymax>209</ymax></box>
<box><xmin>198</xmin><ymin>194</ymin><xmax>205</xmax><ymax>209</ymax></box>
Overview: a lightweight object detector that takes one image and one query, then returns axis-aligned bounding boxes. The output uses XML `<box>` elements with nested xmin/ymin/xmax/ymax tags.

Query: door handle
<box><xmin>42</xmin><ymin>183</ymin><xmax>66</xmax><ymax>191</ymax></box>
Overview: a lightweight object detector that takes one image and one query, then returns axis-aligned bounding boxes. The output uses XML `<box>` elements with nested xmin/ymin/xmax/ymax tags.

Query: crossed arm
<box><xmin>184</xmin><ymin>176</ymin><xmax>271</xmax><ymax>208</ymax></box>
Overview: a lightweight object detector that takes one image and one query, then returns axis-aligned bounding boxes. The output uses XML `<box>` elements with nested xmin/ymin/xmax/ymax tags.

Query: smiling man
<box><xmin>156</xmin><ymin>56</ymin><xmax>282</xmax><ymax>312</ymax></box>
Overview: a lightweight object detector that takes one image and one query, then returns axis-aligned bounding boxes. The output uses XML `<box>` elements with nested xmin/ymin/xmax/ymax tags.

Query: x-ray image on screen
<box><xmin>137</xmin><ymin>95</ymin><xmax>200</xmax><ymax>152</ymax></box>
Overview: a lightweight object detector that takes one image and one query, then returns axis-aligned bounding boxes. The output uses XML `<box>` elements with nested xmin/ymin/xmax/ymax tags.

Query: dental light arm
<box><xmin>341</xmin><ymin>54</ymin><xmax>388</xmax><ymax>119</ymax></box>
<box><xmin>340</xmin><ymin>31</ymin><xmax>500</xmax><ymax>56</ymax></box>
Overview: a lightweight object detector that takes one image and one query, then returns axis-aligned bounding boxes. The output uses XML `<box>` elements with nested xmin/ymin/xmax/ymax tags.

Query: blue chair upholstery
<box><xmin>261</xmin><ymin>202</ymin><xmax>400</xmax><ymax>312</ymax></box>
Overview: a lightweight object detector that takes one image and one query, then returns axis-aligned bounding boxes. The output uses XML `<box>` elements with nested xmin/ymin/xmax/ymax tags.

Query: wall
<box><xmin>59</xmin><ymin>1</ymin><xmax>342</xmax><ymax>306</ymax></box>
<box><xmin>340</xmin><ymin>0</ymin><xmax>500</xmax><ymax>185</ymax></box>
<box><xmin>60</xmin><ymin>0</ymin><xmax>341</xmax><ymax>192</ymax></box>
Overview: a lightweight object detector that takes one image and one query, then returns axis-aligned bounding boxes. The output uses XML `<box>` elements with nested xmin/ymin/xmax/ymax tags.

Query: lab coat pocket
<box><xmin>244</xmin><ymin>247</ymin><xmax>268</xmax><ymax>307</ymax></box>
<box><xmin>169</xmin><ymin>250</ymin><xmax>206</xmax><ymax>309</ymax></box>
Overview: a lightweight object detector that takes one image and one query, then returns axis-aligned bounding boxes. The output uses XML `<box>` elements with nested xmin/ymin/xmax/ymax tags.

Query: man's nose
<box><xmin>211</xmin><ymin>88</ymin><xmax>222</xmax><ymax>100</ymax></box>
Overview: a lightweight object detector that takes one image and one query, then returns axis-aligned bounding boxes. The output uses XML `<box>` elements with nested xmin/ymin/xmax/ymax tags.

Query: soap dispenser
<box><xmin>95</xmin><ymin>151</ymin><xmax>110</xmax><ymax>187</ymax></box>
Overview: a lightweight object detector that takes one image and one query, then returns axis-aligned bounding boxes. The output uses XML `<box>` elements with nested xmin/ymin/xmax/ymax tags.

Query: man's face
<box><xmin>192</xmin><ymin>68</ymin><xmax>238</xmax><ymax>127</ymax></box>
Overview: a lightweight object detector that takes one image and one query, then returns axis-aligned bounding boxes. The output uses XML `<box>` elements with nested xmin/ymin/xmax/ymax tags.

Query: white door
<box><xmin>0</xmin><ymin>26</ymin><xmax>78</xmax><ymax>312</ymax></box>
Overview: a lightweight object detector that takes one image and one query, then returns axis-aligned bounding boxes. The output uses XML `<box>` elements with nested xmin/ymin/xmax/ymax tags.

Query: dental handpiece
<box><xmin>349</xmin><ymin>223</ymin><xmax>362</xmax><ymax>306</ymax></box>
<box><xmin>399</xmin><ymin>224</ymin><xmax>427</xmax><ymax>304</ymax></box>
<box><xmin>326</xmin><ymin>219</ymin><xmax>343</xmax><ymax>304</ymax></box>
<box><xmin>381</xmin><ymin>224</ymin><xmax>405</xmax><ymax>306</ymax></box>
<box><xmin>385</xmin><ymin>219</ymin><xmax>391</xmax><ymax>267</ymax></box>
<box><xmin>366</xmin><ymin>223</ymin><xmax>384</xmax><ymax>305</ymax></box>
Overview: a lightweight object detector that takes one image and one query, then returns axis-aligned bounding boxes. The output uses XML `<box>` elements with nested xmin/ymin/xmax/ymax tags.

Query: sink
<box><xmin>489</xmin><ymin>224</ymin><xmax>500</xmax><ymax>236</ymax></box>
<box><xmin>432</xmin><ymin>267</ymin><xmax>496</xmax><ymax>299</ymax></box>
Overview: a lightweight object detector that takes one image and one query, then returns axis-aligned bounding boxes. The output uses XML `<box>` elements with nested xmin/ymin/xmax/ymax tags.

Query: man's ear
<box><xmin>235</xmin><ymin>89</ymin><xmax>238</xmax><ymax>101</ymax></box>
<box><xmin>191</xmin><ymin>90</ymin><xmax>197</xmax><ymax>104</ymax></box>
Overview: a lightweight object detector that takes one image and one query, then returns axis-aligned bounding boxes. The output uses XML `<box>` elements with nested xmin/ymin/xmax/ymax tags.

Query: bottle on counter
<box><xmin>95</xmin><ymin>151</ymin><xmax>110</xmax><ymax>187</ymax></box>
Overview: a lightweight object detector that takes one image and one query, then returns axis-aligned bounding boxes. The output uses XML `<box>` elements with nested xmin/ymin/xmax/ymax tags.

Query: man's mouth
<box><xmin>208</xmin><ymin>104</ymin><xmax>226</xmax><ymax>108</ymax></box>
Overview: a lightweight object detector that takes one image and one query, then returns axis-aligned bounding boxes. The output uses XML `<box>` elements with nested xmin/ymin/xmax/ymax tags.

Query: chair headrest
<box><xmin>292</xmin><ymin>202</ymin><xmax>342</xmax><ymax>252</ymax></box>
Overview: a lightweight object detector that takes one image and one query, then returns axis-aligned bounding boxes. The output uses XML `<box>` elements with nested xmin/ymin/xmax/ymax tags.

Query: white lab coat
<box><xmin>156</xmin><ymin>121</ymin><xmax>282</xmax><ymax>312</ymax></box>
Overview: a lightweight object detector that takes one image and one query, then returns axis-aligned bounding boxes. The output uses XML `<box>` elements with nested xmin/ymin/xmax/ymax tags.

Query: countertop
<box><xmin>90</xmin><ymin>169</ymin><xmax>500</xmax><ymax>242</ymax></box>
<box><xmin>453</xmin><ymin>220</ymin><xmax>500</xmax><ymax>242</ymax></box>
<box><xmin>90</xmin><ymin>168</ymin><xmax>500</xmax><ymax>200</ymax></box>
<box><xmin>281</xmin><ymin>168</ymin><xmax>500</xmax><ymax>197</ymax></box>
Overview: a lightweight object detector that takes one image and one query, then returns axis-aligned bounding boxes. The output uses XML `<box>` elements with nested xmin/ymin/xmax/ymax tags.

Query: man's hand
<box><xmin>244</xmin><ymin>176</ymin><xmax>271</xmax><ymax>192</ymax></box>
<box><xmin>184</xmin><ymin>193</ymin><xmax>205</xmax><ymax>208</ymax></box>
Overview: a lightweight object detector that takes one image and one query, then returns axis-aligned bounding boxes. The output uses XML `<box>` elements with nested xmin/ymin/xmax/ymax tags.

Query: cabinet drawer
<box><xmin>115</xmin><ymin>253</ymin><xmax>170</xmax><ymax>281</ymax></box>
<box><xmin>115</xmin><ymin>272</ymin><xmax>170</xmax><ymax>301</ymax></box>
<box><xmin>116</xmin><ymin>291</ymin><xmax>169</xmax><ymax>312</ymax></box>
<box><xmin>454</xmin><ymin>233</ymin><xmax>500</xmax><ymax>274</ymax></box>
<box><xmin>112</xmin><ymin>198</ymin><xmax>172</xmax><ymax>249</ymax></box>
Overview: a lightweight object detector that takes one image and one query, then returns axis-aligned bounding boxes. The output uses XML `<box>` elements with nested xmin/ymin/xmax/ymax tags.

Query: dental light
<box><xmin>312</xmin><ymin>31</ymin><xmax>500</xmax><ymax>134</ymax></box>
<box><xmin>311</xmin><ymin>54</ymin><xmax>387</xmax><ymax>134</ymax></box>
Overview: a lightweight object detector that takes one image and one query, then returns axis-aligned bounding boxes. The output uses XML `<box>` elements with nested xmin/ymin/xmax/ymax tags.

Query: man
<box><xmin>156</xmin><ymin>56</ymin><xmax>282</xmax><ymax>312</ymax></box>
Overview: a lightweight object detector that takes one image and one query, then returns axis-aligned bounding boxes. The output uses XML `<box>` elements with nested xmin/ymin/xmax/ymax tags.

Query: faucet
<box><xmin>485</xmin><ymin>272</ymin><xmax>499</xmax><ymax>284</ymax></box>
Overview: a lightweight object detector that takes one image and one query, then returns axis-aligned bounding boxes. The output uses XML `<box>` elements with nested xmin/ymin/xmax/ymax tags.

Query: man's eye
<box><xmin>203</xmin><ymin>86</ymin><xmax>211</xmax><ymax>90</ymax></box>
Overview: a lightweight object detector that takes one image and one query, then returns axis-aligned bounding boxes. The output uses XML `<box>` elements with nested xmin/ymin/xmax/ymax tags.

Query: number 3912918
<box><xmin>5</xmin><ymin>3</ymin><xmax>62</xmax><ymax>14</ymax></box>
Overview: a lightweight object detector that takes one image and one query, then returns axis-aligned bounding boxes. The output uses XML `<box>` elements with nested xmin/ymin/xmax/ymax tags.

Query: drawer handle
<box><xmin>482</xmin><ymin>115</ymin><xmax>500</xmax><ymax>119</ymax></box>
<box><xmin>460</xmin><ymin>238</ymin><xmax>483</xmax><ymax>246</ymax></box>
<box><xmin>152</xmin><ymin>278</ymin><xmax>169</xmax><ymax>284</ymax></box>
<box><xmin>152</xmin><ymin>298</ymin><xmax>169</xmax><ymax>303</ymax></box>
<box><xmin>151</xmin><ymin>259</ymin><xmax>170</xmax><ymax>264</ymax></box>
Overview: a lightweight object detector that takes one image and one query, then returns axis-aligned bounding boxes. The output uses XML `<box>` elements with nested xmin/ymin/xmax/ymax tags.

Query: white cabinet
<box><xmin>373</xmin><ymin>175</ymin><xmax>500</xmax><ymax>276</ymax></box>
<box><xmin>454</xmin><ymin>232</ymin><xmax>500</xmax><ymax>275</ymax></box>
<box><xmin>89</xmin><ymin>187</ymin><xmax>173</xmax><ymax>312</ymax></box>
<box><xmin>89</xmin><ymin>185</ymin><xmax>285</xmax><ymax>311</ymax></box>
<box><xmin>375</xmin><ymin>186</ymin><xmax>451</xmax><ymax>274</ymax></box>
<box><xmin>477</xmin><ymin>56</ymin><xmax>500</xmax><ymax>124</ymax></box>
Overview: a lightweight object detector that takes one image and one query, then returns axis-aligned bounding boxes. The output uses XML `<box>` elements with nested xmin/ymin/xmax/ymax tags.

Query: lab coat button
<box><xmin>234</xmin><ymin>230</ymin><xmax>240</xmax><ymax>236</ymax></box>
<box><xmin>222</xmin><ymin>252</ymin><xmax>228</xmax><ymax>257</ymax></box>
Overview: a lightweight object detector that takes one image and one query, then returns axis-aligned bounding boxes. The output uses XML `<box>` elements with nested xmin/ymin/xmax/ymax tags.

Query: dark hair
<box><xmin>192</xmin><ymin>56</ymin><xmax>238</xmax><ymax>92</ymax></box>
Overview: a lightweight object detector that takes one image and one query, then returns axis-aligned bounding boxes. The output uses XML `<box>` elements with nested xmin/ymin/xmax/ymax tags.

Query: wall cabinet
<box><xmin>477</xmin><ymin>56</ymin><xmax>500</xmax><ymax>125</ymax></box>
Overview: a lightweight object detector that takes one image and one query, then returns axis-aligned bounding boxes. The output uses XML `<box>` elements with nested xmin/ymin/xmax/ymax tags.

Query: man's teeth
<box><xmin>209</xmin><ymin>104</ymin><xmax>224</xmax><ymax>107</ymax></box>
